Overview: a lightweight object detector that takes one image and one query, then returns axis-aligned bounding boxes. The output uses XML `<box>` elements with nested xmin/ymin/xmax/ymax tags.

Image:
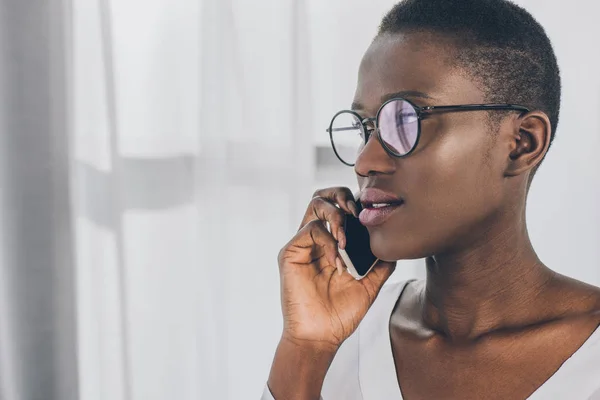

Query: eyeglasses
<box><xmin>326</xmin><ymin>97</ymin><xmax>530</xmax><ymax>166</ymax></box>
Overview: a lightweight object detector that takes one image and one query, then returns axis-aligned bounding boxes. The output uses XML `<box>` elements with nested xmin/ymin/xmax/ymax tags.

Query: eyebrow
<box><xmin>351</xmin><ymin>90</ymin><xmax>432</xmax><ymax>111</ymax></box>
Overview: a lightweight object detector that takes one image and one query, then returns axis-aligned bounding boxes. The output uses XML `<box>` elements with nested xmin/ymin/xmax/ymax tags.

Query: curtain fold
<box><xmin>71</xmin><ymin>0</ymin><xmax>315</xmax><ymax>399</ymax></box>
<box><xmin>0</xmin><ymin>0</ymin><xmax>78</xmax><ymax>399</ymax></box>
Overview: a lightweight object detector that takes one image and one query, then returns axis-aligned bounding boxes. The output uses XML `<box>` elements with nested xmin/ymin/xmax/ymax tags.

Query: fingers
<box><xmin>280</xmin><ymin>186</ymin><xmax>364</xmax><ymax>277</ymax></box>
<box><xmin>335</xmin><ymin>257</ymin><xmax>345</xmax><ymax>276</ymax></box>
<box><xmin>304</xmin><ymin>196</ymin><xmax>346</xmax><ymax>246</ymax></box>
<box><xmin>280</xmin><ymin>220</ymin><xmax>341</xmax><ymax>274</ymax></box>
<box><xmin>300</xmin><ymin>187</ymin><xmax>359</xmax><ymax>228</ymax></box>
<box><xmin>298</xmin><ymin>187</ymin><xmax>360</xmax><ymax>250</ymax></box>
<box><xmin>313</xmin><ymin>186</ymin><xmax>359</xmax><ymax>217</ymax></box>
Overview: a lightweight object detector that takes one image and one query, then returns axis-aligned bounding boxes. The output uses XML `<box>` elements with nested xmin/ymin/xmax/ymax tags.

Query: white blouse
<box><xmin>262</xmin><ymin>280</ymin><xmax>600</xmax><ymax>400</ymax></box>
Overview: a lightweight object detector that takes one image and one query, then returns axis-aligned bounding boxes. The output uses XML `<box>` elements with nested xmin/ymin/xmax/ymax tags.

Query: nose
<box><xmin>354</xmin><ymin>129</ymin><xmax>396</xmax><ymax>177</ymax></box>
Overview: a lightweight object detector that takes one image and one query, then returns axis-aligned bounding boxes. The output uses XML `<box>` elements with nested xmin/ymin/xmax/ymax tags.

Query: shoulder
<box><xmin>326</xmin><ymin>280</ymin><xmax>414</xmax><ymax>370</ymax></box>
<box><xmin>356</xmin><ymin>279</ymin><xmax>419</xmax><ymax>348</ymax></box>
<box><xmin>320</xmin><ymin>279</ymin><xmax>415</xmax><ymax>399</ymax></box>
<box><xmin>542</xmin><ymin>273</ymin><xmax>600</xmax><ymax>348</ymax></box>
<box><xmin>548</xmin><ymin>272</ymin><xmax>600</xmax><ymax>317</ymax></box>
<box><xmin>379</xmin><ymin>278</ymin><xmax>419</xmax><ymax>303</ymax></box>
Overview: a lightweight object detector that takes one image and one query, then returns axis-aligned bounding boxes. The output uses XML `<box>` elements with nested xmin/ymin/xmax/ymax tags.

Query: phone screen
<box><xmin>343</xmin><ymin>214</ymin><xmax>378</xmax><ymax>277</ymax></box>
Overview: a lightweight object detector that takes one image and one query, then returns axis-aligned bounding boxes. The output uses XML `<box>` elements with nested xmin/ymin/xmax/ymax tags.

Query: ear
<box><xmin>505</xmin><ymin>111</ymin><xmax>552</xmax><ymax>177</ymax></box>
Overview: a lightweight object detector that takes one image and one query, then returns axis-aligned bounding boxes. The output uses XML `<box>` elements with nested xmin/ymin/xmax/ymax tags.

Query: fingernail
<box><xmin>347</xmin><ymin>201</ymin><xmax>359</xmax><ymax>217</ymax></box>
<box><xmin>338</xmin><ymin>228</ymin><xmax>345</xmax><ymax>249</ymax></box>
<box><xmin>336</xmin><ymin>257</ymin><xmax>343</xmax><ymax>275</ymax></box>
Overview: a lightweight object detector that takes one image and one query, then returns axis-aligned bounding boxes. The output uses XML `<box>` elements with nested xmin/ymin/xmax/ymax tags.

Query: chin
<box><xmin>369</xmin><ymin>229</ymin><xmax>427</xmax><ymax>262</ymax></box>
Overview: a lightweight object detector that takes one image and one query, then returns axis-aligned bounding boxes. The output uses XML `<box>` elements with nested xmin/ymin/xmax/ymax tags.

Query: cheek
<box><xmin>374</xmin><ymin>129</ymin><xmax>503</xmax><ymax>260</ymax></box>
<box><xmin>422</xmin><ymin>121</ymin><xmax>502</xmax><ymax>203</ymax></box>
<box><xmin>416</xmin><ymin>123</ymin><xmax>501</xmax><ymax>216</ymax></box>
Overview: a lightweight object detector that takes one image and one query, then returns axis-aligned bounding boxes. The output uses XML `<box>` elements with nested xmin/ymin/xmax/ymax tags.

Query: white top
<box><xmin>262</xmin><ymin>280</ymin><xmax>600</xmax><ymax>400</ymax></box>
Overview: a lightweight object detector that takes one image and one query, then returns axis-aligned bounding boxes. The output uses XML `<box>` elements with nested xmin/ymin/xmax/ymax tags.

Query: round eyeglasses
<box><xmin>326</xmin><ymin>97</ymin><xmax>530</xmax><ymax>166</ymax></box>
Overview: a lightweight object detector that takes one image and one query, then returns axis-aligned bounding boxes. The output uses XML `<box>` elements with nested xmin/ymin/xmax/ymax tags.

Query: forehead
<box><xmin>353</xmin><ymin>32</ymin><xmax>485</xmax><ymax>113</ymax></box>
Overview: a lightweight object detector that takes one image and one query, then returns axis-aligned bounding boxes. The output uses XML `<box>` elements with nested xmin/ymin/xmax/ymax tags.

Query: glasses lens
<box><xmin>378</xmin><ymin>99</ymin><xmax>419</xmax><ymax>156</ymax></box>
<box><xmin>330</xmin><ymin>112</ymin><xmax>365</xmax><ymax>165</ymax></box>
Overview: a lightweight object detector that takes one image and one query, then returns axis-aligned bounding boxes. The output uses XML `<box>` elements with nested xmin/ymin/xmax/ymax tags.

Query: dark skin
<box><xmin>268</xmin><ymin>31</ymin><xmax>600</xmax><ymax>400</ymax></box>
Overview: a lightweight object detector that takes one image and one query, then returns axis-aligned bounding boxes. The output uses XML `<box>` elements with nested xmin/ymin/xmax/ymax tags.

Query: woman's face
<box><xmin>354</xmin><ymin>32</ymin><xmax>512</xmax><ymax>262</ymax></box>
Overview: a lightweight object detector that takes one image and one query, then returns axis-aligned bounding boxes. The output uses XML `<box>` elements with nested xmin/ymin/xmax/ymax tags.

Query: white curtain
<box><xmin>71</xmin><ymin>0</ymin><xmax>325</xmax><ymax>399</ymax></box>
<box><xmin>1</xmin><ymin>0</ymin><xmax>599</xmax><ymax>400</ymax></box>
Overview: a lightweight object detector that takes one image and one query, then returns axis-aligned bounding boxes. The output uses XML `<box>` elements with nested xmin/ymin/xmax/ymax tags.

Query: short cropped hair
<box><xmin>378</xmin><ymin>0</ymin><xmax>561</xmax><ymax>152</ymax></box>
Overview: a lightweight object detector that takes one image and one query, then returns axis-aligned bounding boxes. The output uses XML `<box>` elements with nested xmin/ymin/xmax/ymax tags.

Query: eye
<box><xmin>397</xmin><ymin>112</ymin><xmax>419</xmax><ymax>124</ymax></box>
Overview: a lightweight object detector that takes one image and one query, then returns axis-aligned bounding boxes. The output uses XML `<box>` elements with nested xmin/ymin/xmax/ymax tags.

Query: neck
<box><xmin>422</xmin><ymin>214</ymin><xmax>556</xmax><ymax>342</ymax></box>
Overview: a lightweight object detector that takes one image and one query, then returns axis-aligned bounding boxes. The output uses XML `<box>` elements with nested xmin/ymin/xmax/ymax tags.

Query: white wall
<box><xmin>517</xmin><ymin>0</ymin><xmax>600</xmax><ymax>284</ymax></box>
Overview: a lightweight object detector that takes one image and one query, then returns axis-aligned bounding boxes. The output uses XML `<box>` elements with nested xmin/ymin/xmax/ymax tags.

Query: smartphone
<box><xmin>338</xmin><ymin>208</ymin><xmax>379</xmax><ymax>280</ymax></box>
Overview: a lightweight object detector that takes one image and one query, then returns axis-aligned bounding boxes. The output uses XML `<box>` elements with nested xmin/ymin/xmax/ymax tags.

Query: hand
<box><xmin>277</xmin><ymin>187</ymin><xmax>396</xmax><ymax>351</ymax></box>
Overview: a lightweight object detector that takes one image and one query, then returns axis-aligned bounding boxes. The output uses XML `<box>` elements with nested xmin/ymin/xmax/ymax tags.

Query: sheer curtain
<box><xmin>1</xmin><ymin>1</ymin><xmax>599</xmax><ymax>400</ymax></box>
<box><xmin>74</xmin><ymin>0</ymin><xmax>318</xmax><ymax>399</ymax></box>
<box><xmin>71</xmin><ymin>0</ymin><xmax>315</xmax><ymax>399</ymax></box>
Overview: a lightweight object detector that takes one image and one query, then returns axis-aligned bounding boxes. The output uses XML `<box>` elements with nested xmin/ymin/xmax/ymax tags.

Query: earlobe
<box><xmin>505</xmin><ymin>112</ymin><xmax>551</xmax><ymax>177</ymax></box>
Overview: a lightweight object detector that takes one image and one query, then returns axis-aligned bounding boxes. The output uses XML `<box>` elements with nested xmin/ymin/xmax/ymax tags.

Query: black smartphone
<box><xmin>338</xmin><ymin>204</ymin><xmax>379</xmax><ymax>280</ymax></box>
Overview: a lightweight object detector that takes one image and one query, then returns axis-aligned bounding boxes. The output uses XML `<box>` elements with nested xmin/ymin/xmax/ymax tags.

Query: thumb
<box><xmin>361</xmin><ymin>260</ymin><xmax>397</xmax><ymax>298</ymax></box>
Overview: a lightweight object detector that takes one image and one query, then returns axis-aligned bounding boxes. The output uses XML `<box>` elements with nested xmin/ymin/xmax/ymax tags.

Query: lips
<box><xmin>359</xmin><ymin>188</ymin><xmax>404</xmax><ymax>227</ymax></box>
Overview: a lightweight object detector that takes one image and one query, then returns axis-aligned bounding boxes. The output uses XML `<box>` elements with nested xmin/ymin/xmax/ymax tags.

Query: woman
<box><xmin>263</xmin><ymin>0</ymin><xmax>600</xmax><ymax>399</ymax></box>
